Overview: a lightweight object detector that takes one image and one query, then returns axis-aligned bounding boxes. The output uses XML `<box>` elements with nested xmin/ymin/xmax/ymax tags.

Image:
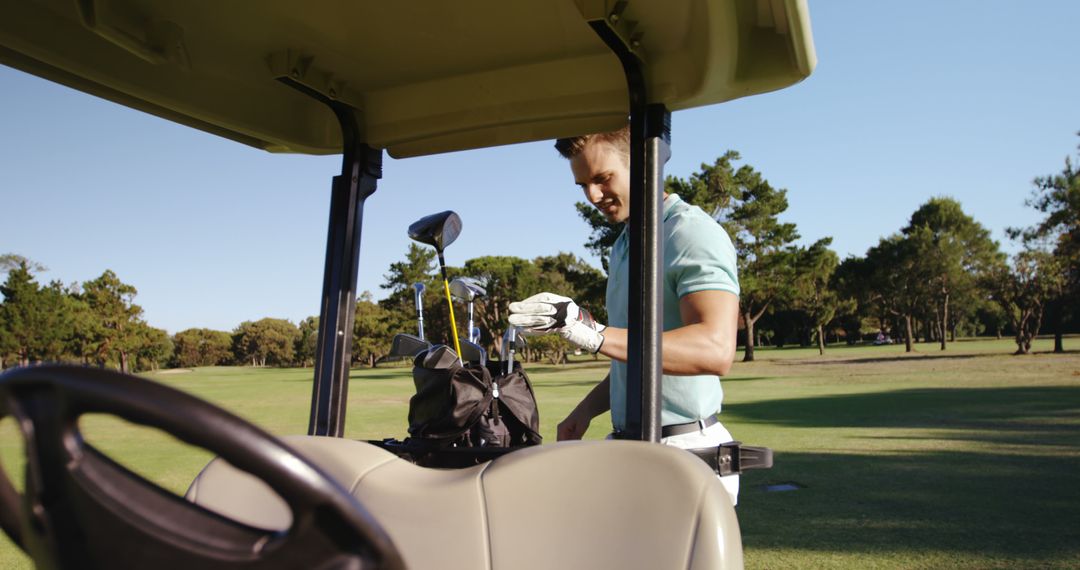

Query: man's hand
<box><xmin>508</xmin><ymin>292</ymin><xmax>606</xmax><ymax>353</ymax></box>
<box><xmin>557</xmin><ymin>408</ymin><xmax>592</xmax><ymax>441</ymax></box>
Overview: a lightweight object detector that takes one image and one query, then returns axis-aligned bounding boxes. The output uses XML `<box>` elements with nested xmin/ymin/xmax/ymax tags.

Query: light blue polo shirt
<box><xmin>607</xmin><ymin>194</ymin><xmax>739</xmax><ymax>431</ymax></box>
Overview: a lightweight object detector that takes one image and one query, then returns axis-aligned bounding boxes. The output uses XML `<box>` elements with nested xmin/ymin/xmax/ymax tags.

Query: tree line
<box><xmin>577</xmin><ymin>135</ymin><xmax>1078</xmax><ymax>359</ymax></box>
<box><xmin>2</xmin><ymin>134</ymin><xmax>1075</xmax><ymax>370</ymax></box>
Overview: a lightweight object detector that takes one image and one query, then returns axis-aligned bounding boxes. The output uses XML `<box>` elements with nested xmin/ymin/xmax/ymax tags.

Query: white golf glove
<box><xmin>508</xmin><ymin>292</ymin><xmax>606</xmax><ymax>353</ymax></box>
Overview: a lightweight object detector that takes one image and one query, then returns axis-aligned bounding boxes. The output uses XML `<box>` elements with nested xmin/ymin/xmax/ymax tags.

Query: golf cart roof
<box><xmin>0</xmin><ymin>0</ymin><xmax>815</xmax><ymax>158</ymax></box>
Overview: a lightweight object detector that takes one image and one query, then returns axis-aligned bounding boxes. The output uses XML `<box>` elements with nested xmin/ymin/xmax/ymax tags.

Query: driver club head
<box><xmin>449</xmin><ymin>277</ymin><xmax>487</xmax><ymax>301</ymax></box>
<box><xmin>408</xmin><ymin>211</ymin><xmax>462</xmax><ymax>252</ymax></box>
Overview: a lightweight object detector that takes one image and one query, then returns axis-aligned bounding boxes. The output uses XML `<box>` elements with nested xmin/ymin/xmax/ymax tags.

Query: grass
<box><xmin>2</xmin><ymin>337</ymin><xmax>1078</xmax><ymax>568</ymax></box>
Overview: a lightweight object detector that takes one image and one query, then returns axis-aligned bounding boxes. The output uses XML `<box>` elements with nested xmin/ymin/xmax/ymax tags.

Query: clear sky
<box><xmin>2</xmin><ymin>1</ymin><xmax>1078</xmax><ymax>334</ymax></box>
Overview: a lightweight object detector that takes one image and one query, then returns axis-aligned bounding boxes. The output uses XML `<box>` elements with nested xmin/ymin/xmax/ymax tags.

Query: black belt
<box><xmin>661</xmin><ymin>414</ymin><xmax>719</xmax><ymax>438</ymax></box>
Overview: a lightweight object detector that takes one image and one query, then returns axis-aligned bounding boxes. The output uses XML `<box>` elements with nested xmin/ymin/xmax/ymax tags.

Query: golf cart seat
<box><xmin>188</xmin><ymin>435</ymin><xmax>742</xmax><ymax>569</ymax></box>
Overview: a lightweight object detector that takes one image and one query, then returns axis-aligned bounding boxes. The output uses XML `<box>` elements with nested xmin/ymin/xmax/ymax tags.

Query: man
<box><xmin>508</xmin><ymin>125</ymin><xmax>741</xmax><ymax>504</ymax></box>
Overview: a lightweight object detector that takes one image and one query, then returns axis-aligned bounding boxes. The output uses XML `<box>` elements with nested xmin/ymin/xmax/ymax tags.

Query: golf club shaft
<box><xmin>414</xmin><ymin>285</ymin><xmax>425</xmax><ymax>340</ymax></box>
<box><xmin>468</xmin><ymin>302</ymin><xmax>475</xmax><ymax>343</ymax></box>
<box><xmin>438</xmin><ymin>254</ymin><xmax>463</xmax><ymax>359</ymax></box>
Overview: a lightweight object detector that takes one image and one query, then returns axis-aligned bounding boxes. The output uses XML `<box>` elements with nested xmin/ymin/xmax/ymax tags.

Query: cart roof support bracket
<box><xmin>277</xmin><ymin>76</ymin><xmax>383</xmax><ymax>437</ymax></box>
<box><xmin>587</xmin><ymin>11</ymin><xmax>669</xmax><ymax>443</ymax></box>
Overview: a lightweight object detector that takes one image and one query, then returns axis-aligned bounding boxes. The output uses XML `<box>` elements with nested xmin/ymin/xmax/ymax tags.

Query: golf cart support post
<box><xmin>276</xmin><ymin>75</ymin><xmax>384</xmax><ymax>438</ymax></box>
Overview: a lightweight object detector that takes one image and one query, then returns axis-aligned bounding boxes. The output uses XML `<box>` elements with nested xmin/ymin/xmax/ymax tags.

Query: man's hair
<box><xmin>554</xmin><ymin>124</ymin><xmax>630</xmax><ymax>160</ymax></box>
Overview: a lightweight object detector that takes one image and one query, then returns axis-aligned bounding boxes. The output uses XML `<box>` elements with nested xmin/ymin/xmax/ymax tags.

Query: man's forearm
<box><xmin>598</xmin><ymin>325</ymin><xmax>735</xmax><ymax>376</ymax></box>
<box><xmin>574</xmin><ymin>374</ymin><xmax>611</xmax><ymax>419</ymax></box>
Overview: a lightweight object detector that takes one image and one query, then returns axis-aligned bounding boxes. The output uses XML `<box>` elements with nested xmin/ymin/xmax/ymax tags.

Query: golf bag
<box><xmin>408</xmin><ymin>359</ymin><xmax>541</xmax><ymax>449</ymax></box>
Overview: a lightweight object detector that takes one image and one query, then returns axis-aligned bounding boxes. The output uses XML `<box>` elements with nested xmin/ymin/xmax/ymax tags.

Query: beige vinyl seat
<box><xmin>187</xmin><ymin>436</ymin><xmax>742</xmax><ymax>569</ymax></box>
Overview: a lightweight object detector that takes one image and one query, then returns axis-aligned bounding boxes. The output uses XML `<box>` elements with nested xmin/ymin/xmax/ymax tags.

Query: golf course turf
<box><xmin>2</xmin><ymin>338</ymin><xmax>1078</xmax><ymax>568</ymax></box>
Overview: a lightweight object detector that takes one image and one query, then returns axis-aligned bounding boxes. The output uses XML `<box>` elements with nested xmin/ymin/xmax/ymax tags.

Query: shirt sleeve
<box><xmin>666</xmin><ymin>214</ymin><xmax>740</xmax><ymax>298</ymax></box>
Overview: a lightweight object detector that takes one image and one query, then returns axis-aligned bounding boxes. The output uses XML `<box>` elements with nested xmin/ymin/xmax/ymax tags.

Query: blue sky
<box><xmin>2</xmin><ymin>1</ymin><xmax>1079</xmax><ymax>334</ymax></box>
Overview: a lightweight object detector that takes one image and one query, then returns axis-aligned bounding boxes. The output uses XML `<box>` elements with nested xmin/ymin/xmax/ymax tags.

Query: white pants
<box><xmin>661</xmin><ymin>421</ymin><xmax>739</xmax><ymax>507</ymax></box>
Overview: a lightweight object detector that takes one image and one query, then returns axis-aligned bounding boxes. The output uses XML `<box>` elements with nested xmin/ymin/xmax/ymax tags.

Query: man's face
<box><xmin>570</xmin><ymin>140</ymin><xmax>631</xmax><ymax>224</ymax></box>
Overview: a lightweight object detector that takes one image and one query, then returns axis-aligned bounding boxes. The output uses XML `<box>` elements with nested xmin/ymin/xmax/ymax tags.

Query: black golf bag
<box><xmin>408</xmin><ymin>359</ymin><xmax>542</xmax><ymax>450</ymax></box>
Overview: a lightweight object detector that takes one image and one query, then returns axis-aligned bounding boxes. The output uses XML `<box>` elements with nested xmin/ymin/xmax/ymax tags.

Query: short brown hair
<box><xmin>554</xmin><ymin>124</ymin><xmax>630</xmax><ymax>159</ymax></box>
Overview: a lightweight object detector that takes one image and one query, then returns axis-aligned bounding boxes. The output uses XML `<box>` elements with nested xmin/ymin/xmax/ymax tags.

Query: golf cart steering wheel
<box><xmin>0</xmin><ymin>365</ymin><xmax>404</xmax><ymax>570</ymax></box>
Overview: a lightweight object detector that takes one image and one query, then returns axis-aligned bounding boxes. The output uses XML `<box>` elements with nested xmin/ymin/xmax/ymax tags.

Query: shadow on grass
<box><xmin>777</xmin><ymin>352</ymin><xmax>995</xmax><ymax>366</ymax></box>
<box><xmin>728</xmin><ymin>385</ymin><xmax>1080</xmax><ymax>435</ymax></box>
<box><xmin>739</xmin><ymin>447</ymin><xmax>1080</xmax><ymax>563</ymax></box>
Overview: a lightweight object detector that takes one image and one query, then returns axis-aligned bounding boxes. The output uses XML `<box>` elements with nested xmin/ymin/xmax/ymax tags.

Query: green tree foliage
<box><xmin>79</xmin><ymin>270</ymin><xmax>146</xmax><ymax>372</ymax></box>
<box><xmin>134</xmin><ymin>324</ymin><xmax>173</xmax><ymax>371</ymax></box>
<box><xmin>986</xmin><ymin>249</ymin><xmax>1065</xmax><ymax>354</ymax></box>
<box><xmin>173</xmin><ymin>328</ymin><xmax>234</xmax><ymax>367</ymax></box>
<box><xmin>459</xmin><ymin>256</ymin><xmax>541</xmax><ymax>355</ymax></box>
<box><xmin>354</xmin><ymin>292</ymin><xmax>393</xmax><ymax>367</ymax></box>
<box><xmin>295</xmin><ymin>316</ymin><xmax>319</xmax><ymax>367</ymax></box>
<box><xmin>789</xmin><ymin>238</ymin><xmax>850</xmax><ymax>355</ymax></box>
<box><xmin>0</xmin><ymin>253</ymin><xmax>46</xmax><ymax>274</ymax></box>
<box><xmin>534</xmin><ymin>252</ymin><xmax>606</xmax><ymax>322</ymax></box>
<box><xmin>0</xmin><ymin>261</ymin><xmax>75</xmax><ymax>365</ymax></box>
<box><xmin>902</xmin><ymin>197</ymin><xmax>1002</xmax><ymax>351</ymax></box>
<box><xmin>1011</xmin><ymin>133</ymin><xmax>1080</xmax><ymax>352</ymax></box>
<box><xmin>233</xmin><ymin>318</ymin><xmax>300</xmax><ymax>367</ymax></box>
<box><xmin>573</xmin><ymin>202</ymin><xmax>621</xmax><ymax>272</ymax></box>
<box><xmin>686</xmin><ymin>151</ymin><xmax>801</xmax><ymax>362</ymax></box>
<box><xmin>832</xmin><ymin>256</ymin><xmax>875</xmax><ymax>344</ymax></box>
<box><xmin>863</xmin><ymin>234</ymin><xmax>929</xmax><ymax>353</ymax></box>
<box><xmin>379</xmin><ymin>243</ymin><xmax>438</xmax><ymax>349</ymax></box>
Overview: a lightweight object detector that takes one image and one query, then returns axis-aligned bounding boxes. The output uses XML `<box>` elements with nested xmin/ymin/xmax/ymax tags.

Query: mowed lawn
<box><xmin>2</xmin><ymin>337</ymin><xmax>1078</xmax><ymax>568</ymax></box>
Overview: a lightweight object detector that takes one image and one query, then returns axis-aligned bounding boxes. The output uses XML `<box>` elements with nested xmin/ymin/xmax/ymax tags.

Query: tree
<box><xmin>902</xmin><ymin>197</ymin><xmax>1002</xmax><ymax>350</ymax></box>
<box><xmin>1010</xmin><ymin>133</ymin><xmax>1080</xmax><ymax>353</ymax></box>
<box><xmin>79</xmin><ymin>270</ymin><xmax>145</xmax><ymax>372</ymax></box>
<box><xmin>0</xmin><ymin>261</ymin><xmax>75</xmax><ymax>366</ymax></box>
<box><xmin>789</xmin><ymin>238</ymin><xmax>849</xmax><ymax>355</ymax></box>
<box><xmin>460</xmin><ymin>256</ymin><xmax>542</xmax><ymax>356</ymax></box>
<box><xmin>832</xmin><ymin>256</ymin><xmax>875</xmax><ymax>344</ymax></box>
<box><xmin>574</xmin><ymin>203</ymin><xmax>621</xmax><ymax>272</ymax></box>
<box><xmin>691</xmin><ymin>152</ymin><xmax>801</xmax><ymax>362</ymax></box>
<box><xmin>233</xmin><ymin>318</ymin><xmax>300</xmax><ymax>367</ymax></box>
<box><xmin>133</xmin><ymin>324</ymin><xmax>173</xmax><ymax>371</ymax></box>
<box><xmin>0</xmin><ymin>253</ymin><xmax>46</xmax><ymax>274</ymax></box>
<box><xmin>354</xmin><ymin>292</ymin><xmax>393</xmax><ymax>367</ymax></box>
<box><xmin>295</xmin><ymin>316</ymin><xmax>319</xmax><ymax>367</ymax></box>
<box><xmin>173</xmin><ymin>328</ymin><xmax>234</xmax><ymax>367</ymax></box>
<box><xmin>987</xmin><ymin>249</ymin><xmax>1065</xmax><ymax>354</ymax></box>
<box><xmin>864</xmin><ymin>234</ymin><xmax>930</xmax><ymax>353</ymax></box>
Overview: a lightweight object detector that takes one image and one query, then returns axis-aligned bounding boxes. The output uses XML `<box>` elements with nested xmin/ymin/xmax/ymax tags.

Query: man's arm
<box><xmin>596</xmin><ymin>290</ymin><xmax>738</xmax><ymax>376</ymax></box>
<box><xmin>557</xmin><ymin>374</ymin><xmax>610</xmax><ymax>440</ymax></box>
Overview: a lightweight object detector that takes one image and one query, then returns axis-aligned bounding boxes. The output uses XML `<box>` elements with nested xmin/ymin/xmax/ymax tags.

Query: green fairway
<box><xmin>2</xmin><ymin>338</ymin><xmax>1078</xmax><ymax>568</ymax></box>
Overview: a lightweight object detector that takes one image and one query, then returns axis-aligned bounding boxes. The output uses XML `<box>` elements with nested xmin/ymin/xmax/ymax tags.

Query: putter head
<box><xmin>449</xmin><ymin>276</ymin><xmax>487</xmax><ymax>301</ymax></box>
<box><xmin>459</xmin><ymin>340</ymin><xmax>487</xmax><ymax>366</ymax></box>
<box><xmin>390</xmin><ymin>333</ymin><xmax>431</xmax><ymax>357</ymax></box>
<box><xmin>420</xmin><ymin>344</ymin><xmax>459</xmax><ymax>370</ymax></box>
<box><xmin>408</xmin><ymin>211</ymin><xmax>462</xmax><ymax>252</ymax></box>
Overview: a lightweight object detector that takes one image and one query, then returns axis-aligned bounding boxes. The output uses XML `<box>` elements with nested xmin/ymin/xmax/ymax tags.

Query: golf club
<box><xmin>458</xmin><ymin>339</ymin><xmax>487</xmax><ymax>366</ymax></box>
<box><xmin>501</xmin><ymin>325</ymin><xmax>526</xmax><ymax>375</ymax></box>
<box><xmin>408</xmin><ymin>211</ymin><xmax>464</xmax><ymax>360</ymax></box>
<box><xmin>390</xmin><ymin>333</ymin><xmax>431</xmax><ymax>358</ymax></box>
<box><xmin>413</xmin><ymin>282</ymin><xmax>426</xmax><ymax>340</ymax></box>
<box><xmin>449</xmin><ymin>277</ymin><xmax>487</xmax><ymax>344</ymax></box>
<box><xmin>420</xmin><ymin>344</ymin><xmax>459</xmax><ymax>370</ymax></box>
